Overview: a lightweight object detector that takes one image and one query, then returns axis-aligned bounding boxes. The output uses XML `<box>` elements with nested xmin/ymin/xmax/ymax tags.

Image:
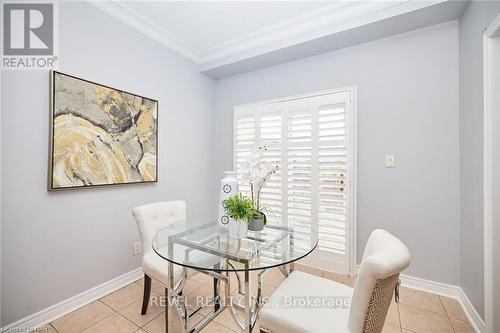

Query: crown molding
<box><xmin>86</xmin><ymin>0</ymin><xmax>201</xmax><ymax>63</ymax></box>
<box><xmin>86</xmin><ymin>0</ymin><xmax>447</xmax><ymax>68</ymax></box>
<box><xmin>200</xmin><ymin>0</ymin><xmax>447</xmax><ymax>70</ymax></box>
<box><xmin>200</xmin><ymin>0</ymin><xmax>404</xmax><ymax>62</ymax></box>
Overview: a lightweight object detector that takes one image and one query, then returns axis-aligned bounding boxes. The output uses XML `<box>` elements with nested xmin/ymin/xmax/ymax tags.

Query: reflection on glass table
<box><xmin>153</xmin><ymin>217</ymin><xmax>318</xmax><ymax>333</ymax></box>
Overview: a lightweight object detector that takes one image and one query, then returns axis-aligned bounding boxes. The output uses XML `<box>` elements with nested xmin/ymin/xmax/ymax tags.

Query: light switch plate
<box><xmin>385</xmin><ymin>155</ymin><xmax>395</xmax><ymax>168</ymax></box>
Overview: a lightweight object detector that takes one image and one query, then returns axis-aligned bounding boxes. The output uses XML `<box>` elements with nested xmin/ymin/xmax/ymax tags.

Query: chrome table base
<box><xmin>165</xmin><ymin>262</ymin><xmax>294</xmax><ymax>333</ymax></box>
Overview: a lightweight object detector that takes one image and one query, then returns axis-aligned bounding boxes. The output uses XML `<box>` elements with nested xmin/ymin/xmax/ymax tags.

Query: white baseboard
<box><xmin>400</xmin><ymin>273</ymin><xmax>462</xmax><ymax>298</ymax></box>
<box><xmin>1</xmin><ymin>268</ymin><xmax>143</xmax><ymax>331</ymax></box>
<box><xmin>400</xmin><ymin>274</ymin><xmax>485</xmax><ymax>333</ymax></box>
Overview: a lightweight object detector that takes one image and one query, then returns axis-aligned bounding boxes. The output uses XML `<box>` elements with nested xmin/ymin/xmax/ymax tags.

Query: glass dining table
<box><xmin>152</xmin><ymin>217</ymin><xmax>318</xmax><ymax>333</ymax></box>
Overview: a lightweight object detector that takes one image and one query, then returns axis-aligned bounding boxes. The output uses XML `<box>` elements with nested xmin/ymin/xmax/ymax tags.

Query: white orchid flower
<box><xmin>258</xmin><ymin>167</ymin><xmax>269</xmax><ymax>178</ymax></box>
<box><xmin>239</xmin><ymin>144</ymin><xmax>280</xmax><ymax>212</ymax></box>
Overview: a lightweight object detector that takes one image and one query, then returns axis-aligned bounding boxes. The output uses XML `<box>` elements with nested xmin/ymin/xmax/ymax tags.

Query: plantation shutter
<box><xmin>233</xmin><ymin>90</ymin><xmax>353</xmax><ymax>273</ymax></box>
<box><xmin>287</xmin><ymin>105</ymin><xmax>314</xmax><ymax>247</ymax></box>
<box><xmin>259</xmin><ymin>110</ymin><xmax>283</xmax><ymax>226</ymax></box>
<box><xmin>317</xmin><ymin>102</ymin><xmax>348</xmax><ymax>261</ymax></box>
<box><xmin>234</xmin><ymin>114</ymin><xmax>255</xmax><ymax>197</ymax></box>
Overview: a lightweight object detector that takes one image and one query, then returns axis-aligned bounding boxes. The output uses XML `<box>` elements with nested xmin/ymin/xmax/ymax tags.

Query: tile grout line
<box><xmin>117</xmin><ymin>312</ymin><xmax>143</xmax><ymax>332</ymax></box>
<box><xmin>101</xmin><ymin>295</ymin><xmax>143</xmax><ymax>314</ymax></box>
<box><xmin>71</xmin><ymin>300</ymin><xmax>116</xmax><ymax>333</ymax></box>
<box><xmin>397</xmin><ymin>293</ymin><xmax>453</xmax><ymax>318</ymax></box>
<box><xmin>213</xmin><ymin>310</ymin><xmax>241</xmax><ymax>333</ymax></box>
<box><xmin>396</xmin><ymin>302</ymin><xmax>403</xmax><ymax>333</ymax></box>
<box><xmin>439</xmin><ymin>296</ymin><xmax>458</xmax><ymax>333</ymax></box>
<box><xmin>50</xmin><ymin>290</ymin><xmax>143</xmax><ymax>333</ymax></box>
<box><xmin>140</xmin><ymin>311</ymin><xmax>164</xmax><ymax>332</ymax></box>
<box><xmin>439</xmin><ymin>295</ymin><xmax>473</xmax><ymax>326</ymax></box>
<box><xmin>137</xmin><ymin>289</ymin><xmax>170</xmax><ymax>331</ymax></box>
<box><xmin>51</xmin><ymin>300</ymin><xmax>115</xmax><ymax>333</ymax></box>
<box><xmin>49</xmin><ymin>323</ymin><xmax>59</xmax><ymax>333</ymax></box>
<box><xmin>79</xmin><ymin>305</ymin><xmax>138</xmax><ymax>333</ymax></box>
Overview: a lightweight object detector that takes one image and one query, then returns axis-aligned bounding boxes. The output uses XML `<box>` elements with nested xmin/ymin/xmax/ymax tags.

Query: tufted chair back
<box><xmin>132</xmin><ymin>201</ymin><xmax>187</xmax><ymax>258</ymax></box>
<box><xmin>348</xmin><ymin>229</ymin><xmax>410</xmax><ymax>333</ymax></box>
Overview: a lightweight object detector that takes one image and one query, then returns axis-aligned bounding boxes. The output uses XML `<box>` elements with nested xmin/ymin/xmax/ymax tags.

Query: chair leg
<box><xmin>141</xmin><ymin>274</ymin><xmax>152</xmax><ymax>315</ymax></box>
<box><xmin>214</xmin><ymin>263</ymin><xmax>221</xmax><ymax>311</ymax></box>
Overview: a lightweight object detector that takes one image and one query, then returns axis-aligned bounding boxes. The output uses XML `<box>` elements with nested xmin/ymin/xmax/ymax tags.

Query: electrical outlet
<box><xmin>133</xmin><ymin>241</ymin><xmax>142</xmax><ymax>256</ymax></box>
<box><xmin>385</xmin><ymin>155</ymin><xmax>396</xmax><ymax>168</ymax></box>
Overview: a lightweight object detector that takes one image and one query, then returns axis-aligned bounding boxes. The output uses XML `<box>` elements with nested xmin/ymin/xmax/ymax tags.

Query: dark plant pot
<box><xmin>249</xmin><ymin>214</ymin><xmax>265</xmax><ymax>231</ymax></box>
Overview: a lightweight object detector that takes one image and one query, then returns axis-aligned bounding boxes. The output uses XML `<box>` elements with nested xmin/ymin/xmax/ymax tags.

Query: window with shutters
<box><xmin>233</xmin><ymin>88</ymin><xmax>356</xmax><ymax>274</ymax></box>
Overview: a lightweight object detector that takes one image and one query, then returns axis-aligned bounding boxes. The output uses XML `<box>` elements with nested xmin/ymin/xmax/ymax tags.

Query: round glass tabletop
<box><xmin>152</xmin><ymin>217</ymin><xmax>318</xmax><ymax>272</ymax></box>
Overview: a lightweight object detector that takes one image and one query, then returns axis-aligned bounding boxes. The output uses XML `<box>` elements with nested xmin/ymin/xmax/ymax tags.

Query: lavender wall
<box><xmin>1</xmin><ymin>1</ymin><xmax>216</xmax><ymax>325</ymax></box>
<box><xmin>214</xmin><ymin>22</ymin><xmax>460</xmax><ymax>285</ymax></box>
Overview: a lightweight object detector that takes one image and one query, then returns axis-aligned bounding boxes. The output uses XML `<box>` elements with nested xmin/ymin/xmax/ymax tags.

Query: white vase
<box><xmin>239</xmin><ymin>221</ymin><xmax>248</xmax><ymax>238</ymax></box>
<box><xmin>218</xmin><ymin>171</ymin><xmax>239</xmax><ymax>228</ymax></box>
<box><xmin>228</xmin><ymin>220</ymin><xmax>248</xmax><ymax>239</ymax></box>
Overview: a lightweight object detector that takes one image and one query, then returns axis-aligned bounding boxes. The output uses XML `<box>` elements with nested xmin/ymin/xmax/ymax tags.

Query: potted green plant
<box><xmin>224</xmin><ymin>194</ymin><xmax>253</xmax><ymax>238</ymax></box>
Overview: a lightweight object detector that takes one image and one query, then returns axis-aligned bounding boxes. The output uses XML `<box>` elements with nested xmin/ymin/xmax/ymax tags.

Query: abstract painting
<box><xmin>49</xmin><ymin>71</ymin><xmax>158</xmax><ymax>190</ymax></box>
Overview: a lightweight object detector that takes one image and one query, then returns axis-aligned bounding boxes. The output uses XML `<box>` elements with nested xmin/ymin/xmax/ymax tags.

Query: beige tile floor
<box><xmin>42</xmin><ymin>264</ymin><xmax>475</xmax><ymax>333</ymax></box>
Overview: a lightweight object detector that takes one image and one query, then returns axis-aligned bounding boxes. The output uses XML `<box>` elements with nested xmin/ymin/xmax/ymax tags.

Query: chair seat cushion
<box><xmin>142</xmin><ymin>252</ymin><xmax>183</xmax><ymax>285</ymax></box>
<box><xmin>260</xmin><ymin>271</ymin><xmax>354</xmax><ymax>333</ymax></box>
<box><xmin>142</xmin><ymin>249</ymin><xmax>220</xmax><ymax>286</ymax></box>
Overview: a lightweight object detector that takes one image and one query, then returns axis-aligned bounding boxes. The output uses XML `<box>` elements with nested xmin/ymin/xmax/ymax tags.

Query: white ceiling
<box><xmin>123</xmin><ymin>1</ymin><xmax>332</xmax><ymax>55</ymax></box>
<box><xmin>88</xmin><ymin>0</ymin><xmax>468</xmax><ymax>78</ymax></box>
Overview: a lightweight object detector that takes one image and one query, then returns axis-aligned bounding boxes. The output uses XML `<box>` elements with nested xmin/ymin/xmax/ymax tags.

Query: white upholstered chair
<box><xmin>260</xmin><ymin>229</ymin><xmax>411</xmax><ymax>333</ymax></box>
<box><xmin>132</xmin><ymin>200</ymin><xmax>189</xmax><ymax>315</ymax></box>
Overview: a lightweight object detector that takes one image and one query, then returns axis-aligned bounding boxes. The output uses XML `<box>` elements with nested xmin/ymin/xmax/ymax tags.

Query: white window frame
<box><xmin>484</xmin><ymin>13</ymin><xmax>500</xmax><ymax>333</ymax></box>
<box><xmin>232</xmin><ymin>87</ymin><xmax>357</xmax><ymax>275</ymax></box>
